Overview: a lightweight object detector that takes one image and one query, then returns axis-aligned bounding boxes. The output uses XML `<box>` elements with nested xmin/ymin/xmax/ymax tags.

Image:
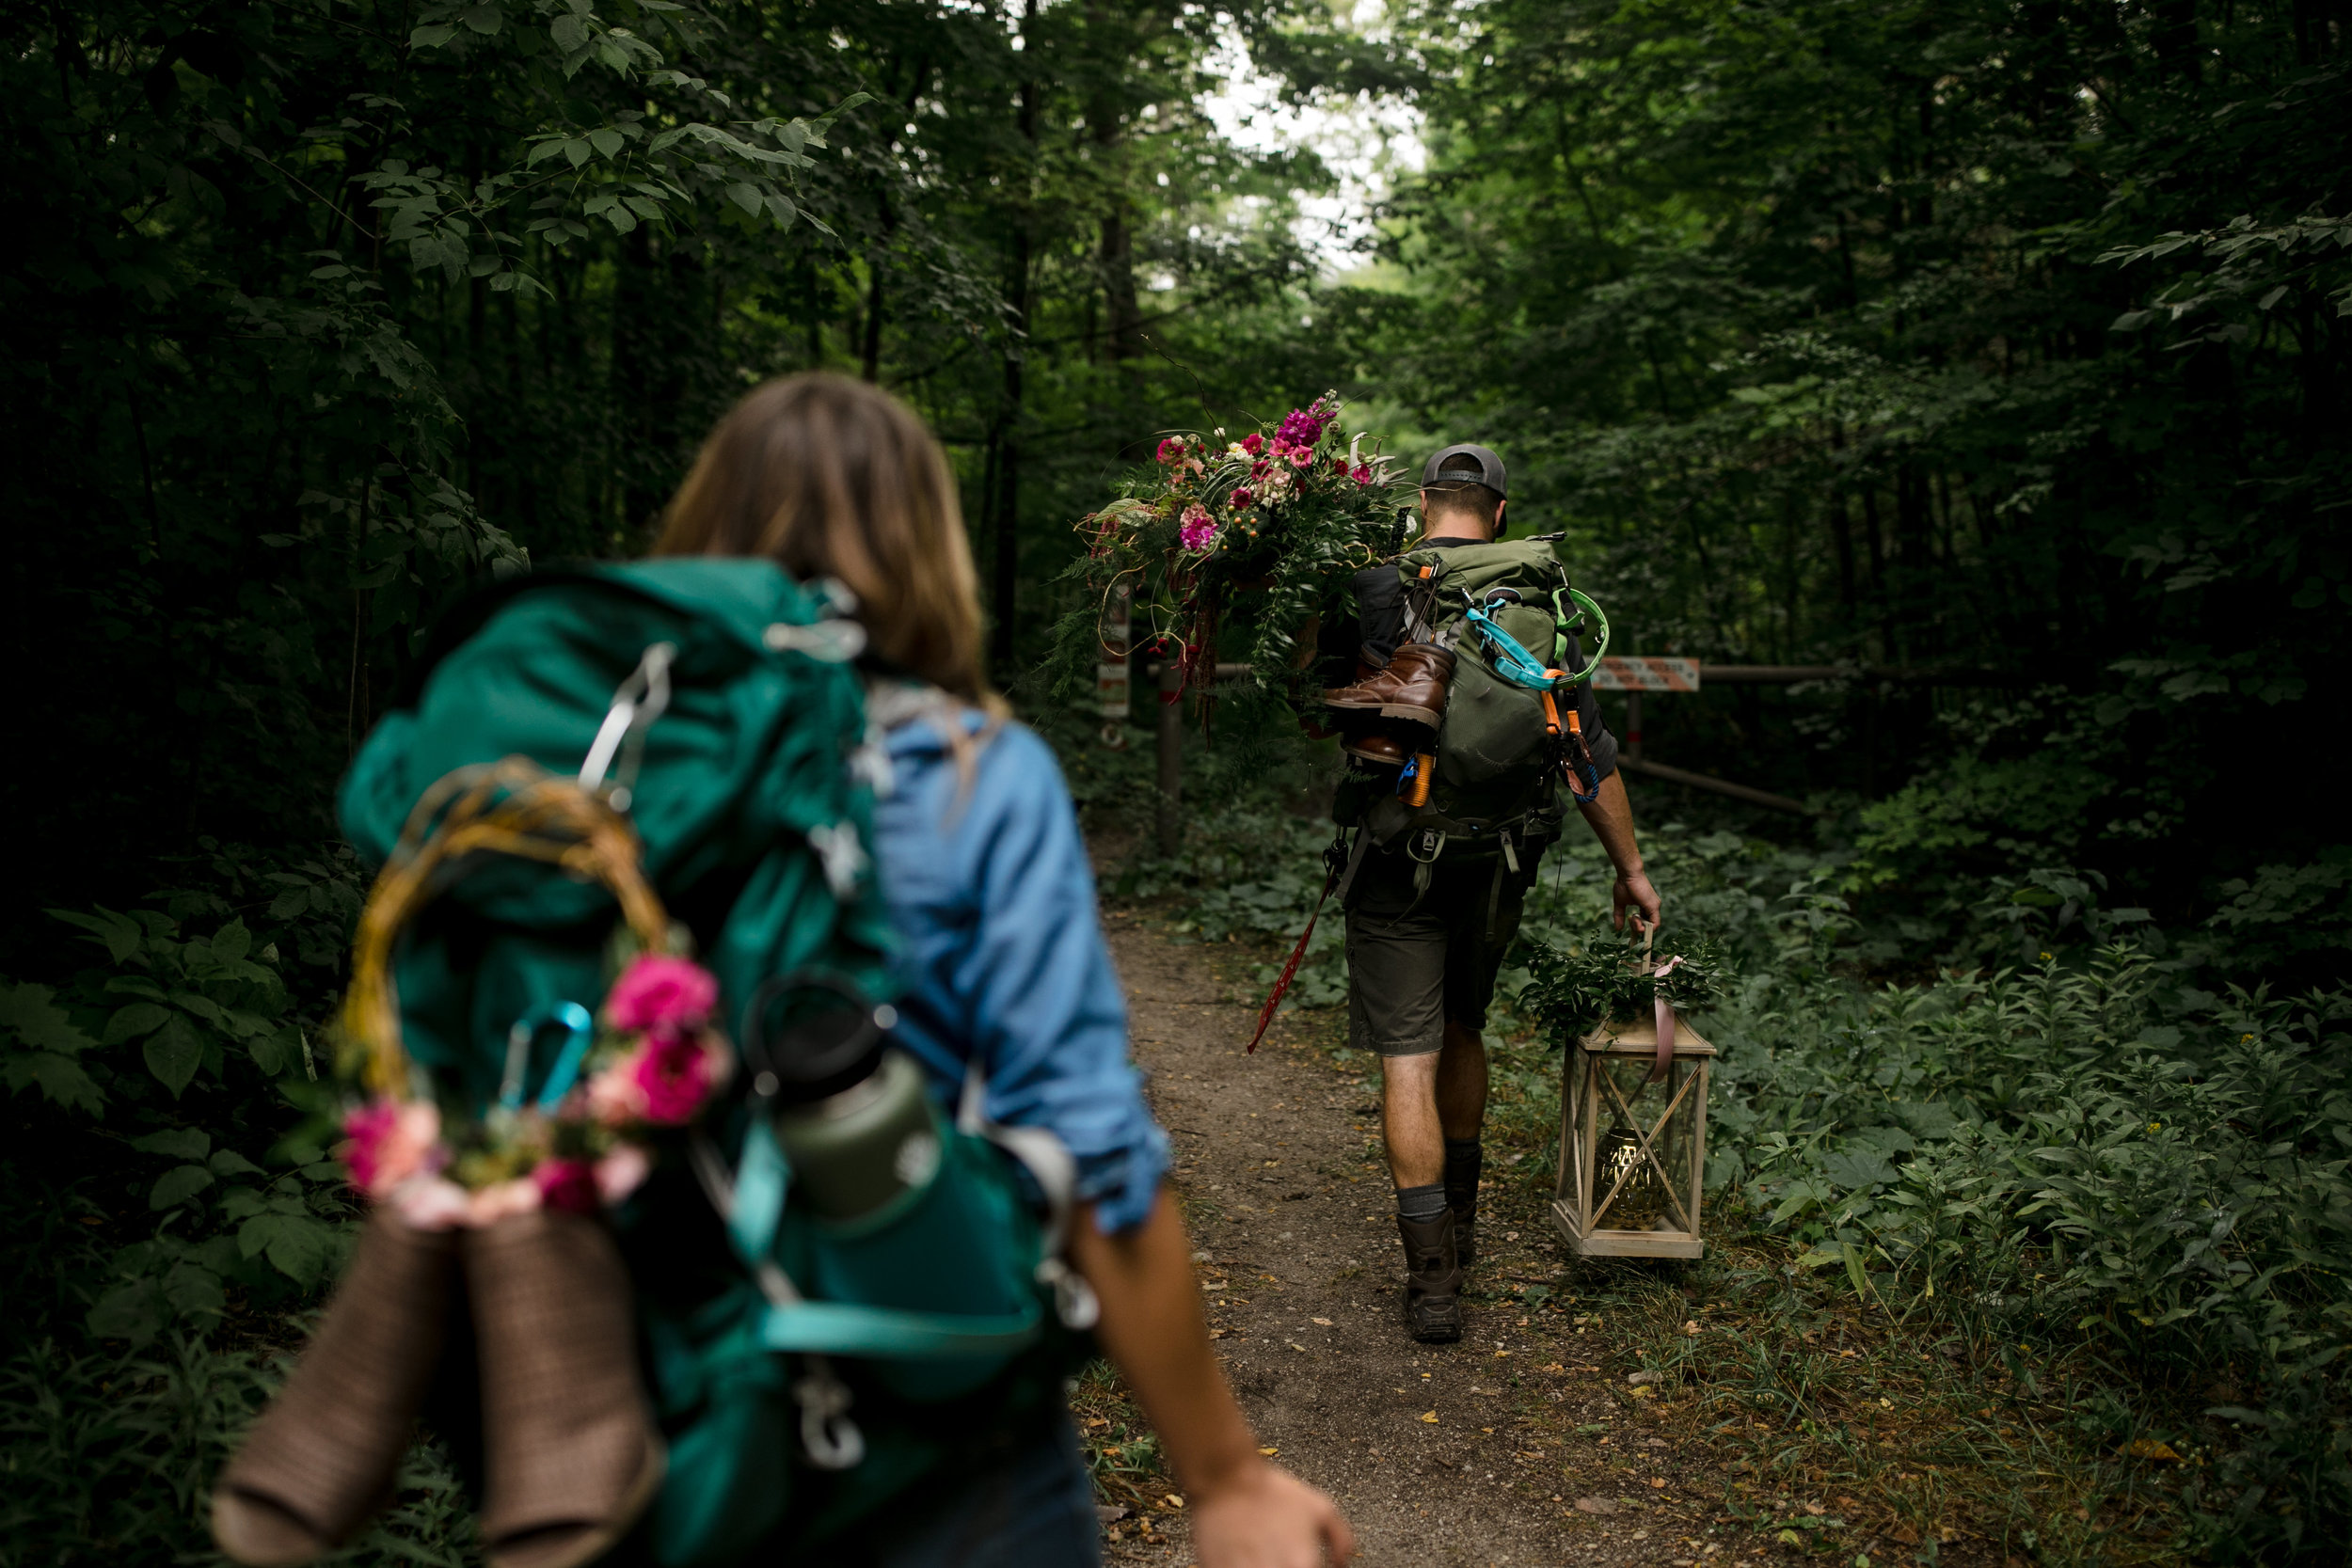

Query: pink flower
<box><xmin>596</xmin><ymin>1145</ymin><xmax>652</xmax><ymax>1204</ymax></box>
<box><xmin>341</xmin><ymin>1098</ymin><xmax>442</xmax><ymax>1197</ymax></box>
<box><xmin>1351</xmin><ymin>464</ymin><xmax>1374</xmax><ymax>485</ymax></box>
<box><xmin>389</xmin><ymin>1175</ymin><xmax>473</xmax><ymax>1231</ymax></box>
<box><xmin>1287</xmin><ymin>447</ymin><xmax>1312</xmax><ymax>468</ymax></box>
<box><xmin>1241</xmin><ymin>433</ymin><xmax>1263</xmax><ymax>455</ymax></box>
<box><xmin>1178</xmin><ymin>503</ymin><xmax>1218</xmax><ymax>552</ymax></box>
<box><xmin>1155</xmin><ymin>436</ymin><xmax>1184</xmax><ymax>463</ymax></box>
<box><xmin>606</xmin><ymin>954</ymin><xmax>718</xmax><ymax>1034</ymax></box>
<box><xmin>533</xmin><ymin>1158</ymin><xmax>602</xmax><ymax>1216</ymax></box>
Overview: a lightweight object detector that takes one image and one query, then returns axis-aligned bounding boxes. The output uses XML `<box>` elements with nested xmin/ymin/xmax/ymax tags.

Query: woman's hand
<box><xmin>1187</xmin><ymin>1459</ymin><xmax>1354</xmax><ymax>1568</ymax></box>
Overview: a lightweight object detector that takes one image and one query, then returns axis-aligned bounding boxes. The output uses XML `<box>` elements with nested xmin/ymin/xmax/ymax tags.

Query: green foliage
<box><xmin>1518</xmin><ymin>925</ymin><xmax>1733</xmax><ymax>1046</ymax></box>
<box><xmin>0</xmin><ymin>1331</ymin><xmax>476</xmax><ymax>1568</ymax></box>
<box><xmin>1361</xmin><ymin>0</ymin><xmax>2352</xmax><ymax>970</ymax></box>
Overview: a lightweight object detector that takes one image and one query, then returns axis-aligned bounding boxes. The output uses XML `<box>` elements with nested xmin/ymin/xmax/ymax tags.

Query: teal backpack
<box><xmin>339</xmin><ymin>559</ymin><xmax>1095</xmax><ymax>1564</ymax></box>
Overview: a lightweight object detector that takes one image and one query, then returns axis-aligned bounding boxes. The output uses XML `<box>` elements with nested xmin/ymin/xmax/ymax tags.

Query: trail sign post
<box><xmin>1096</xmin><ymin>585</ymin><xmax>1131</xmax><ymax>751</ymax></box>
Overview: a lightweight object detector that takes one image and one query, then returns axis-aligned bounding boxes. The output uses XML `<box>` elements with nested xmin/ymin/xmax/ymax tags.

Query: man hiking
<box><xmin>1316</xmin><ymin>443</ymin><xmax>1661</xmax><ymax>1343</ymax></box>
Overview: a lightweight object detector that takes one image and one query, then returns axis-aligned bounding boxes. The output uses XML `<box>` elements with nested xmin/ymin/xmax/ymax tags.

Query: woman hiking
<box><xmin>654</xmin><ymin>372</ymin><xmax>1353</xmax><ymax>1568</ymax></box>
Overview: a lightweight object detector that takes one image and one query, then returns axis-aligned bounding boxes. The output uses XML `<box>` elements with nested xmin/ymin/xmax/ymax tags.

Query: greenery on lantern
<box><xmin>1518</xmin><ymin>925</ymin><xmax>1734</xmax><ymax>1047</ymax></box>
<box><xmin>1052</xmin><ymin>394</ymin><xmax>1414</xmax><ymax>697</ymax></box>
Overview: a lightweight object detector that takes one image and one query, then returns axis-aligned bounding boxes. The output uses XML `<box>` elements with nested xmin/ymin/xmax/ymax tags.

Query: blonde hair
<box><xmin>653</xmin><ymin>373</ymin><xmax>997</xmax><ymax>709</ymax></box>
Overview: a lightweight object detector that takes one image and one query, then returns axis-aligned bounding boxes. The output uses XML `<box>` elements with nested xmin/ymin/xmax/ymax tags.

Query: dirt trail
<box><xmin>1097</xmin><ymin>907</ymin><xmax>1737</xmax><ymax>1568</ymax></box>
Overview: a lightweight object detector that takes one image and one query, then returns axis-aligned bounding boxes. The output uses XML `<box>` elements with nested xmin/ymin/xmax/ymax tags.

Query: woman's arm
<box><xmin>1069</xmin><ymin>1190</ymin><xmax>1354</xmax><ymax>1568</ymax></box>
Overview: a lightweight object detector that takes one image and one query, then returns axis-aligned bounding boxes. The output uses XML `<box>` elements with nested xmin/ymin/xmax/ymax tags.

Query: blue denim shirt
<box><xmin>871</xmin><ymin>705</ymin><xmax>1168</xmax><ymax>1234</ymax></box>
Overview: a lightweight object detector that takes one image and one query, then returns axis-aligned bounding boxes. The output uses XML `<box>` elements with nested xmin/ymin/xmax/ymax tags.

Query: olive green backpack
<box><xmin>1352</xmin><ymin>534</ymin><xmax>1609</xmax><ymax>888</ymax></box>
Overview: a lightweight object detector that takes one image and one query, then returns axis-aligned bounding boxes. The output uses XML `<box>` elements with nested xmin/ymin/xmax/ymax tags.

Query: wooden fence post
<box><xmin>1155</xmin><ymin>657</ymin><xmax>1183</xmax><ymax>856</ymax></box>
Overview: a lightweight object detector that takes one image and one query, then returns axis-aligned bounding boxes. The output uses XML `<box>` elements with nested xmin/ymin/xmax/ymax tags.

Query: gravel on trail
<box><xmin>1094</xmin><ymin>908</ymin><xmax>1744</xmax><ymax>1568</ymax></box>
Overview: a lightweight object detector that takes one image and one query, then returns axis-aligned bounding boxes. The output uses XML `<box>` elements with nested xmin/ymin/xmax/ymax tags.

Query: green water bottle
<box><xmin>771</xmin><ymin>1049</ymin><xmax>942</xmax><ymax>1224</ymax></box>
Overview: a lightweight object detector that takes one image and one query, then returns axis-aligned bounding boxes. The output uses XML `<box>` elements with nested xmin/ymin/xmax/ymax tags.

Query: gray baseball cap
<box><xmin>1421</xmin><ymin>443</ymin><xmax>1507</xmax><ymax>498</ymax></box>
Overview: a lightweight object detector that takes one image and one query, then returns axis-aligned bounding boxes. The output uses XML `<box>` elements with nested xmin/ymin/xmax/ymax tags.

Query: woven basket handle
<box><xmin>344</xmin><ymin>757</ymin><xmax>672</xmax><ymax>1098</ymax></box>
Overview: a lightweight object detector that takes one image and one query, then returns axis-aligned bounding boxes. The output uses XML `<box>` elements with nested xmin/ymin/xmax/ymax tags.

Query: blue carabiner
<box><xmin>1461</xmin><ymin>601</ymin><xmax>1559</xmax><ymax>690</ymax></box>
<box><xmin>500</xmin><ymin>1001</ymin><xmax>596</xmax><ymax>1113</ymax></box>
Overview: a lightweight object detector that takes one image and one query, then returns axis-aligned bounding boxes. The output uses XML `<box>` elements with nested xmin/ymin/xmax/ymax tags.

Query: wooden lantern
<box><xmin>1550</xmin><ymin>1013</ymin><xmax>1714</xmax><ymax>1259</ymax></box>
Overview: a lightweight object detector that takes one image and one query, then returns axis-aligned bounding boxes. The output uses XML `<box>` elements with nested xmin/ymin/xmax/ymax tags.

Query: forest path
<box><xmin>1095</xmin><ymin>904</ymin><xmax>1733</xmax><ymax>1568</ymax></box>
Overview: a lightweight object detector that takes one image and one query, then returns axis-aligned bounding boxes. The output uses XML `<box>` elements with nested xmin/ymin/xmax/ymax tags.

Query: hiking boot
<box><xmin>1397</xmin><ymin>1210</ymin><xmax>1464</xmax><ymax>1344</ymax></box>
<box><xmin>1342</xmin><ymin>728</ymin><xmax>1409</xmax><ymax>767</ymax></box>
<box><xmin>467</xmin><ymin>1210</ymin><xmax>665</xmax><ymax>1568</ymax></box>
<box><xmin>212</xmin><ymin>1212</ymin><xmax>458</xmax><ymax>1566</ymax></box>
<box><xmin>1451</xmin><ymin>1209</ymin><xmax>1477</xmax><ymax>1271</ymax></box>
<box><xmin>1323</xmin><ymin>642</ymin><xmax>1455</xmax><ymax>730</ymax></box>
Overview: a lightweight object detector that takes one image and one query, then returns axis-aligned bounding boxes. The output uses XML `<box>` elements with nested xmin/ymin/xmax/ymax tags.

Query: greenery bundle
<box><xmin>1054</xmin><ymin>394</ymin><xmax>1413</xmax><ymax>696</ymax></box>
<box><xmin>1517</xmin><ymin>924</ymin><xmax>1733</xmax><ymax>1047</ymax></box>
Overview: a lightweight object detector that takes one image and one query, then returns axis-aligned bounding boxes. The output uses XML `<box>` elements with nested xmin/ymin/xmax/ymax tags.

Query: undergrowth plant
<box><xmin>1085</xmin><ymin>715</ymin><xmax>2352</xmax><ymax>1560</ymax></box>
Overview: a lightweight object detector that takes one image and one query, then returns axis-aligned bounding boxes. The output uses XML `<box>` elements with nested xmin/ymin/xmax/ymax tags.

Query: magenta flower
<box><xmin>1178</xmin><ymin>503</ymin><xmax>1218</xmax><ymax>551</ymax></box>
<box><xmin>606</xmin><ymin>954</ymin><xmax>718</xmax><ymax>1034</ymax></box>
<box><xmin>635</xmin><ymin>1027</ymin><xmax>718</xmax><ymax>1124</ymax></box>
<box><xmin>533</xmin><ymin>1158</ymin><xmax>602</xmax><ymax>1216</ymax></box>
<box><xmin>1155</xmin><ymin>436</ymin><xmax>1186</xmax><ymax>463</ymax></box>
<box><xmin>1229</xmin><ymin>485</ymin><xmax>1255</xmax><ymax>510</ymax></box>
<box><xmin>341</xmin><ymin>1097</ymin><xmax>441</xmax><ymax>1197</ymax></box>
<box><xmin>587</xmin><ymin>1026</ymin><xmax>723</xmax><ymax>1127</ymax></box>
<box><xmin>1251</xmin><ymin>458</ymin><xmax>1270</xmax><ymax>478</ymax></box>
<box><xmin>1274</xmin><ymin>402</ymin><xmax>1335</xmax><ymax>450</ymax></box>
<box><xmin>1241</xmin><ymin>433</ymin><xmax>1263</xmax><ymax>455</ymax></box>
<box><xmin>1351</xmin><ymin>464</ymin><xmax>1374</xmax><ymax>485</ymax></box>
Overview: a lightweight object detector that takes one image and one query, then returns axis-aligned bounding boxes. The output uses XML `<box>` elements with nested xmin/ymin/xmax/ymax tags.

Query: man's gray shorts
<box><xmin>1345</xmin><ymin>847</ymin><xmax>1540</xmax><ymax>1058</ymax></box>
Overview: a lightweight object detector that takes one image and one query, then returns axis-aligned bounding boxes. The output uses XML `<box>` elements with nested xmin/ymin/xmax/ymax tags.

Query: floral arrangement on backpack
<box><xmin>339</xmin><ymin>952</ymin><xmax>732</xmax><ymax>1228</ymax></box>
<box><xmin>1054</xmin><ymin>392</ymin><xmax>1413</xmax><ymax>702</ymax></box>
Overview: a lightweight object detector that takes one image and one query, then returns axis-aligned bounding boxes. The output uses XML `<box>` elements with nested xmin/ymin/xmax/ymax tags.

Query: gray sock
<box><xmin>1396</xmin><ymin>1182</ymin><xmax>1447</xmax><ymax>1224</ymax></box>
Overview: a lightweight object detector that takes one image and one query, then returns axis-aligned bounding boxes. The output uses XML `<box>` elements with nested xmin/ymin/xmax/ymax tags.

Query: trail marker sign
<box><xmin>1590</xmin><ymin>657</ymin><xmax>1700</xmax><ymax>692</ymax></box>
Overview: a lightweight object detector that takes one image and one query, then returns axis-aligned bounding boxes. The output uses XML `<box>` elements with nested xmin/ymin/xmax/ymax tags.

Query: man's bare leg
<box><xmin>1381</xmin><ymin>1022</ymin><xmax>1489</xmax><ymax>1184</ymax></box>
<box><xmin>1380</xmin><ymin>1047</ymin><xmax>1467</xmax><ymax>1341</ymax></box>
<box><xmin>1380</xmin><ymin>1051</ymin><xmax>1442</xmax><ymax>1188</ymax></box>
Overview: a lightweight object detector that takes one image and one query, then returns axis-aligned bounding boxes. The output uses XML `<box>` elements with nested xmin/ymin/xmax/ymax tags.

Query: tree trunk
<box><xmin>991</xmin><ymin>1</ymin><xmax>1040</xmax><ymax>669</ymax></box>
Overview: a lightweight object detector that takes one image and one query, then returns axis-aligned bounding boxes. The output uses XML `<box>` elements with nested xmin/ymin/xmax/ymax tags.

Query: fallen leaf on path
<box><xmin>1311</xmin><ymin>1316</ymin><xmax>1331</xmax><ymax>1325</ymax></box>
<box><xmin>1420</xmin><ymin>1411</ymin><xmax>1438</xmax><ymax>1423</ymax></box>
<box><xmin>1258</xmin><ymin>1447</ymin><xmax>1279</xmax><ymax>1456</ymax></box>
<box><xmin>2123</xmin><ymin>1437</ymin><xmax>2182</xmax><ymax>1461</ymax></box>
<box><xmin>1574</xmin><ymin>1497</ymin><xmax>1618</xmax><ymax>1515</ymax></box>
